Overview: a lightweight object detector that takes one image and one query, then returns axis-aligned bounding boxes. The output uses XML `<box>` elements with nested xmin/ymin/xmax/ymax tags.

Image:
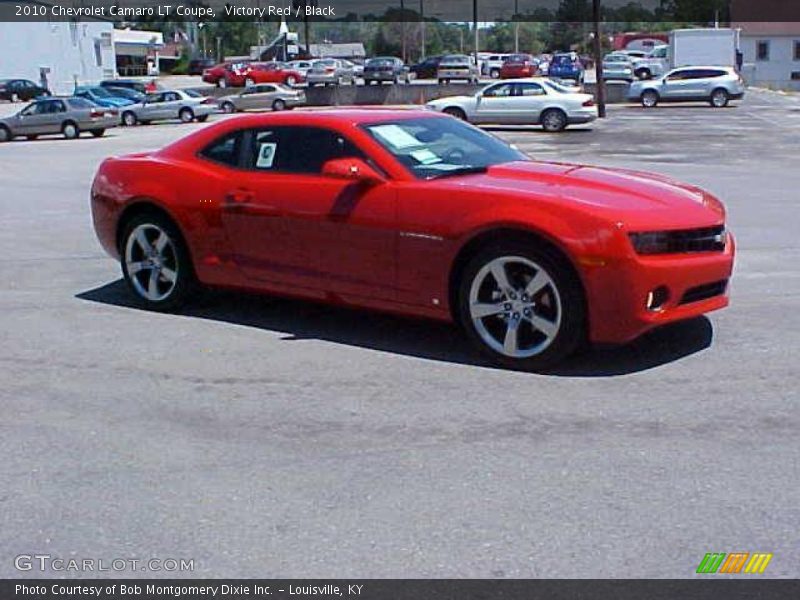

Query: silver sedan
<box><xmin>306</xmin><ymin>59</ymin><xmax>356</xmax><ymax>86</ymax></box>
<box><xmin>426</xmin><ymin>78</ymin><xmax>597</xmax><ymax>132</ymax></box>
<box><xmin>218</xmin><ymin>84</ymin><xmax>306</xmax><ymax>113</ymax></box>
<box><xmin>0</xmin><ymin>96</ymin><xmax>118</xmax><ymax>141</ymax></box>
<box><xmin>119</xmin><ymin>90</ymin><xmax>217</xmax><ymax>126</ymax></box>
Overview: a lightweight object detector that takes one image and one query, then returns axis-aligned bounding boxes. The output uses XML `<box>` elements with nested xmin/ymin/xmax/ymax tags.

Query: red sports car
<box><xmin>90</xmin><ymin>110</ymin><xmax>734</xmax><ymax>370</ymax></box>
<box><xmin>201</xmin><ymin>62</ymin><xmax>234</xmax><ymax>86</ymax></box>
<box><xmin>500</xmin><ymin>54</ymin><xmax>538</xmax><ymax>79</ymax></box>
<box><xmin>224</xmin><ymin>62</ymin><xmax>304</xmax><ymax>88</ymax></box>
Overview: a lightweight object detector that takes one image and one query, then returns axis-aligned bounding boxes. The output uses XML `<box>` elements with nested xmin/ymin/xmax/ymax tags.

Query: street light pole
<box><xmin>473</xmin><ymin>0</ymin><xmax>479</xmax><ymax>66</ymax></box>
<box><xmin>419</xmin><ymin>0</ymin><xmax>425</xmax><ymax>60</ymax></box>
<box><xmin>592</xmin><ymin>0</ymin><xmax>607</xmax><ymax>118</ymax></box>
<box><xmin>514</xmin><ymin>0</ymin><xmax>519</xmax><ymax>53</ymax></box>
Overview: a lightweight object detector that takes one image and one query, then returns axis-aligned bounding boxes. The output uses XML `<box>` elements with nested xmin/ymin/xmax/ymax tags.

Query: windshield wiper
<box><xmin>427</xmin><ymin>166</ymin><xmax>488</xmax><ymax>180</ymax></box>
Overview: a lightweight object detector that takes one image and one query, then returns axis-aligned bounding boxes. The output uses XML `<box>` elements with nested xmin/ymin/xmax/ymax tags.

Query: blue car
<box><xmin>548</xmin><ymin>53</ymin><xmax>585</xmax><ymax>84</ymax></box>
<box><xmin>73</xmin><ymin>86</ymin><xmax>135</xmax><ymax>108</ymax></box>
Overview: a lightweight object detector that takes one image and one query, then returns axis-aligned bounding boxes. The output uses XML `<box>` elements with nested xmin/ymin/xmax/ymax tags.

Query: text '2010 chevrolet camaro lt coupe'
<box><xmin>90</xmin><ymin>109</ymin><xmax>735</xmax><ymax>370</ymax></box>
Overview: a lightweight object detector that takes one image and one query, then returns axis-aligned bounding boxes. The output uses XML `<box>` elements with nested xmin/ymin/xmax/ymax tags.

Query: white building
<box><xmin>734</xmin><ymin>22</ymin><xmax>800</xmax><ymax>91</ymax></box>
<box><xmin>113</xmin><ymin>28</ymin><xmax>165</xmax><ymax>77</ymax></box>
<box><xmin>0</xmin><ymin>21</ymin><xmax>116</xmax><ymax>95</ymax></box>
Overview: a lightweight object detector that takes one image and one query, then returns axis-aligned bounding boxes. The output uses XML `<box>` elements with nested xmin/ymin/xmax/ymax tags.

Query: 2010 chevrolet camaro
<box><xmin>91</xmin><ymin>109</ymin><xmax>735</xmax><ymax>370</ymax></box>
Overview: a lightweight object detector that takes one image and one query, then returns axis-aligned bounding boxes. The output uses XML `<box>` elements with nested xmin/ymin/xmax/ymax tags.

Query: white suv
<box><xmin>628</xmin><ymin>66</ymin><xmax>745</xmax><ymax>108</ymax></box>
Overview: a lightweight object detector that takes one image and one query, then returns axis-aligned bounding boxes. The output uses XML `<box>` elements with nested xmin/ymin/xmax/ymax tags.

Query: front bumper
<box><xmin>566</xmin><ymin>108</ymin><xmax>598</xmax><ymax>124</ymax></box>
<box><xmin>583</xmin><ymin>232</ymin><xmax>736</xmax><ymax>344</ymax></box>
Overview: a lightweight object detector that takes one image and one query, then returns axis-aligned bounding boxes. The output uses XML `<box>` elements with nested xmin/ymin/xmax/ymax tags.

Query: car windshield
<box><xmin>183</xmin><ymin>90</ymin><xmax>202</xmax><ymax>98</ymax></box>
<box><xmin>507</xmin><ymin>54</ymin><xmax>531</xmax><ymax>63</ymax></box>
<box><xmin>362</xmin><ymin>117</ymin><xmax>526</xmax><ymax>180</ymax></box>
<box><xmin>442</xmin><ymin>55</ymin><xmax>470</xmax><ymax>65</ymax></box>
<box><xmin>368</xmin><ymin>58</ymin><xmax>395</xmax><ymax>66</ymax></box>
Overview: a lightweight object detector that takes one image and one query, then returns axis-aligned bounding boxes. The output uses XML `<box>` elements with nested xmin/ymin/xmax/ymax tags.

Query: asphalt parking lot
<box><xmin>1</xmin><ymin>89</ymin><xmax>798</xmax><ymax>578</ymax></box>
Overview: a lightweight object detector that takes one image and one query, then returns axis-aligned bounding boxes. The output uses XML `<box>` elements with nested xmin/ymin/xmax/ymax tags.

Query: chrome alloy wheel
<box><xmin>468</xmin><ymin>256</ymin><xmax>562</xmax><ymax>358</ymax></box>
<box><xmin>124</xmin><ymin>224</ymin><xmax>179</xmax><ymax>302</ymax></box>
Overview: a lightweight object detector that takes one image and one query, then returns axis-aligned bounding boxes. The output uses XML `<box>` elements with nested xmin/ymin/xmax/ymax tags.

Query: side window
<box><xmin>249</xmin><ymin>127</ymin><xmax>365</xmax><ymax>174</ymax></box>
<box><xmin>20</xmin><ymin>103</ymin><xmax>39</xmax><ymax>116</ymax></box>
<box><xmin>200</xmin><ymin>131</ymin><xmax>242</xmax><ymax>168</ymax></box>
<box><xmin>483</xmin><ymin>83</ymin><xmax>513</xmax><ymax>97</ymax></box>
<box><xmin>667</xmin><ymin>70</ymin><xmax>686</xmax><ymax>81</ymax></box>
<box><xmin>516</xmin><ymin>82</ymin><xmax>545</xmax><ymax>96</ymax></box>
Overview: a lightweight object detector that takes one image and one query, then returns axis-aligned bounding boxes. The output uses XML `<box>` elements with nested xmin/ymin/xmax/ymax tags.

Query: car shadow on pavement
<box><xmin>76</xmin><ymin>280</ymin><xmax>713</xmax><ymax>377</ymax></box>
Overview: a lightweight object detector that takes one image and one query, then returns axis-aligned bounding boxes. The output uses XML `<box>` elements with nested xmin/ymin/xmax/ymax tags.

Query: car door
<box><xmin>474</xmin><ymin>82</ymin><xmax>515</xmax><ymax>123</ymax></box>
<box><xmin>245</xmin><ymin>85</ymin><xmax>277</xmax><ymax>110</ymax></box>
<box><xmin>161</xmin><ymin>92</ymin><xmax>184</xmax><ymax>119</ymax></box>
<box><xmin>15</xmin><ymin>101</ymin><xmax>49</xmax><ymax>134</ymax></box>
<box><xmin>661</xmin><ymin>69</ymin><xmax>694</xmax><ymax>99</ymax></box>
<box><xmin>140</xmin><ymin>93</ymin><xmax>166</xmax><ymax>120</ymax></box>
<box><xmin>508</xmin><ymin>82</ymin><xmax>548</xmax><ymax>123</ymax></box>
<box><xmin>220</xmin><ymin>126</ymin><xmax>398</xmax><ymax>299</ymax></box>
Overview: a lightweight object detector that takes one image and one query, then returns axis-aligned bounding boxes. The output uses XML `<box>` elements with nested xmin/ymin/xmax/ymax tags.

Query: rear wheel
<box><xmin>285</xmin><ymin>75</ymin><xmax>297</xmax><ymax>86</ymax></box>
<box><xmin>458</xmin><ymin>241</ymin><xmax>585</xmax><ymax>371</ymax></box>
<box><xmin>0</xmin><ymin>126</ymin><xmax>12</xmax><ymax>142</ymax></box>
<box><xmin>121</xmin><ymin>213</ymin><xmax>195</xmax><ymax>311</ymax></box>
<box><xmin>443</xmin><ymin>107</ymin><xmax>467</xmax><ymax>121</ymax></box>
<box><xmin>179</xmin><ymin>107</ymin><xmax>194</xmax><ymax>123</ymax></box>
<box><xmin>541</xmin><ymin>108</ymin><xmax>568</xmax><ymax>132</ymax></box>
<box><xmin>90</xmin><ymin>129</ymin><xmax>105</xmax><ymax>138</ymax></box>
<box><xmin>62</xmin><ymin>121</ymin><xmax>79</xmax><ymax>139</ymax></box>
<box><xmin>221</xmin><ymin>101</ymin><xmax>236</xmax><ymax>114</ymax></box>
<box><xmin>710</xmin><ymin>88</ymin><xmax>729</xmax><ymax>108</ymax></box>
<box><xmin>272</xmin><ymin>98</ymin><xmax>287</xmax><ymax>111</ymax></box>
<box><xmin>122</xmin><ymin>111</ymin><xmax>137</xmax><ymax>126</ymax></box>
<box><xmin>641</xmin><ymin>90</ymin><xmax>659</xmax><ymax>108</ymax></box>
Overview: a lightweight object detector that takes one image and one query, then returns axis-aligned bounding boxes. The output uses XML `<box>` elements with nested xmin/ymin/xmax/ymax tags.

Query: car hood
<box><xmin>428</xmin><ymin>95</ymin><xmax>475</xmax><ymax>107</ymax></box>
<box><xmin>447</xmin><ymin>161</ymin><xmax>725</xmax><ymax>229</ymax></box>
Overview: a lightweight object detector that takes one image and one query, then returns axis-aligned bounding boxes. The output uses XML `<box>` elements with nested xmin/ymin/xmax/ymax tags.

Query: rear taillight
<box><xmin>582</xmin><ymin>99</ymin><xmax>595</xmax><ymax>107</ymax></box>
<box><xmin>325</xmin><ymin>67</ymin><xmax>335</xmax><ymax>73</ymax></box>
<box><xmin>90</xmin><ymin>109</ymin><xmax>104</xmax><ymax>118</ymax></box>
<box><xmin>202</xmin><ymin>98</ymin><xmax>215</xmax><ymax>104</ymax></box>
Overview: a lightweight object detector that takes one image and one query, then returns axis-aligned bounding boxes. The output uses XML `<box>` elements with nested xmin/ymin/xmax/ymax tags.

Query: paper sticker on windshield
<box><xmin>410</xmin><ymin>149</ymin><xmax>440</xmax><ymax>165</ymax></box>
<box><xmin>256</xmin><ymin>142</ymin><xmax>277</xmax><ymax>168</ymax></box>
<box><xmin>370</xmin><ymin>124</ymin><xmax>421</xmax><ymax>149</ymax></box>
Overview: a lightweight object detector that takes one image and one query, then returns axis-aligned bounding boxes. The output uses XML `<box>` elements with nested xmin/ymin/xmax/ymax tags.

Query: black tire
<box><xmin>443</xmin><ymin>107</ymin><xmax>467</xmax><ymax>121</ymax></box>
<box><xmin>490</xmin><ymin>68</ymin><xmax>500</xmax><ymax>79</ymax></box>
<box><xmin>272</xmin><ymin>98</ymin><xmax>287</xmax><ymax>111</ymax></box>
<box><xmin>62</xmin><ymin>121</ymin><xmax>79</xmax><ymax>139</ymax></box>
<box><xmin>0</xmin><ymin>126</ymin><xmax>12</xmax><ymax>142</ymax></box>
<box><xmin>641</xmin><ymin>90</ymin><xmax>659</xmax><ymax>108</ymax></box>
<box><xmin>710</xmin><ymin>88</ymin><xmax>729</xmax><ymax>108</ymax></box>
<box><xmin>457</xmin><ymin>240</ymin><xmax>585</xmax><ymax>371</ymax></box>
<box><xmin>196</xmin><ymin>115</ymin><xmax>209</xmax><ymax>122</ymax></box>
<box><xmin>221</xmin><ymin>102</ymin><xmax>236</xmax><ymax>114</ymax></box>
<box><xmin>90</xmin><ymin>129</ymin><xmax>105</xmax><ymax>138</ymax></box>
<box><xmin>635</xmin><ymin>68</ymin><xmax>652</xmax><ymax>80</ymax></box>
<box><xmin>285</xmin><ymin>75</ymin><xmax>297</xmax><ymax>86</ymax></box>
<box><xmin>179</xmin><ymin>107</ymin><xmax>194</xmax><ymax>123</ymax></box>
<box><xmin>122</xmin><ymin>111</ymin><xmax>137</xmax><ymax>126</ymax></box>
<box><xmin>540</xmin><ymin>108</ymin><xmax>568</xmax><ymax>133</ymax></box>
<box><xmin>120</xmin><ymin>212</ymin><xmax>196</xmax><ymax>312</ymax></box>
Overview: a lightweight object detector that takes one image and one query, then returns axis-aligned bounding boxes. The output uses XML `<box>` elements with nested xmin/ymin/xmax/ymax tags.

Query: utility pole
<box><xmin>419</xmin><ymin>0</ymin><xmax>425</xmax><ymax>60</ymax></box>
<box><xmin>400</xmin><ymin>0</ymin><xmax>406</xmax><ymax>63</ymax></box>
<box><xmin>514</xmin><ymin>0</ymin><xmax>519</xmax><ymax>53</ymax></box>
<box><xmin>592</xmin><ymin>0</ymin><xmax>606</xmax><ymax>118</ymax></box>
<box><xmin>472</xmin><ymin>0</ymin><xmax>479</xmax><ymax>65</ymax></box>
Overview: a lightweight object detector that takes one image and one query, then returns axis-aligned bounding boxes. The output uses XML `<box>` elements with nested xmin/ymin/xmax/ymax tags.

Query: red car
<box><xmin>500</xmin><ymin>54</ymin><xmax>538</xmax><ymax>79</ymax></box>
<box><xmin>201</xmin><ymin>61</ymin><xmax>234</xmax><ymax>87</ymax></box>
<box><xmin>224</xmin><ymin>62</ymin><xmax>304</xmax><ymax>88</ymax></box>
<box><xmin>90</xmin><ymin>110</ymin><xmax>734</xmax><ymax>370</ymax></box>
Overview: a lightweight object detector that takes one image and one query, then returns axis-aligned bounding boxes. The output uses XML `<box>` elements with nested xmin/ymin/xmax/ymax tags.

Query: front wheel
<box><xmin>272</xmin><ymin>98</ymin><xmax>287</xmax><ymax>111</ymax></box>
<box><xmin>285</xmin><ymin>75</ymin><xmax>297</xmax><ymax>86</ymax></box>
<box><xmin>121</xmin><ymin>214</ymin><xmax>195</xmax><ymax>311</ymax></box>
<box><xmin>641</xmin><ymin>90</ymin><xmax>659</xmax><ymax>108</ymax></box>
<box><xmin>541</xmin><ymin>108</ymin><xmax>568</xmax><ymax>132</ymax></box>
<box><xmin>122</xmin><ymin>111</ymin><xmax>137</xmax><ymax>126</ymax></box>
<box><xmin>710</xmin><ymin>88</ymin><xmax>729</xmax><ymax>108</ymax></box>
<box><xmin>179</xmin><ymin>108</ymin><xmax>194</xmax><ymax>123</ymax></box>
<box><xmin>458</xmin><ymin>242</ymin><xmax>585</xmax><ymax>371</ymax></box>
<box><xmin>221</xmin><ymin>101</ymin><xmax>236</xmax><ymax>114</ymax></box>
<box><xmin>490</xmin><ymin>68</ymin><xmax>500</xmax><ymax>79</ymax></box>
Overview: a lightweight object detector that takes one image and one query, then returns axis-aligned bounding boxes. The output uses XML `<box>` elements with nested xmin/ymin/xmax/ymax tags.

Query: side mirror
<box><xmin>322</xmin><ymin>158</ymin><xmax>384</xmax><ymax>184</ymax></box>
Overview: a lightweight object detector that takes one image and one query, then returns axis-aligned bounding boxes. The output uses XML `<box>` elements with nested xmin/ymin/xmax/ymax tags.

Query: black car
<box><xmin>409</xmin><ymin>56</ymin><xmax>443</xmax><ymax>80</ymax></box>
<box><xmin>363</xmin><ymin>57</ymin><xmax>410</xmax><ymax>84</ymax></box>
<box><xmin>188</xmin><ymin>58</ymin><xmax>216</xmax><ymax>76</ymax></box>
<box><xmin>0</xmin><ymin>79</ymin><xmax>50</xmax><ymax>102</ymax></box>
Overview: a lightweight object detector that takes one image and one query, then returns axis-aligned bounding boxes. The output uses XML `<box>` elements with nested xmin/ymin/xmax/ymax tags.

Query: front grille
<box><xmin>680</xmin><ymin>279</ymin><xmax>728</xmax><ymax>305</ymax></box>
<box><xmin>629</xmin><ymin>225</ymin><xmax>726</xmax><ymax>255</ymax></box>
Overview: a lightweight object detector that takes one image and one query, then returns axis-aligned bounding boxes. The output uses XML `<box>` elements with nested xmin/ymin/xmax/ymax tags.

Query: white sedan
<box><xmin>120</xmin><ymin>90</ymin><xmax>217</xmax><ymax>126</ymax></box>
<box><xmin>426</xmin><ymin>78</ymin><xmax>597</xmax><ymax>132</ymax></box>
